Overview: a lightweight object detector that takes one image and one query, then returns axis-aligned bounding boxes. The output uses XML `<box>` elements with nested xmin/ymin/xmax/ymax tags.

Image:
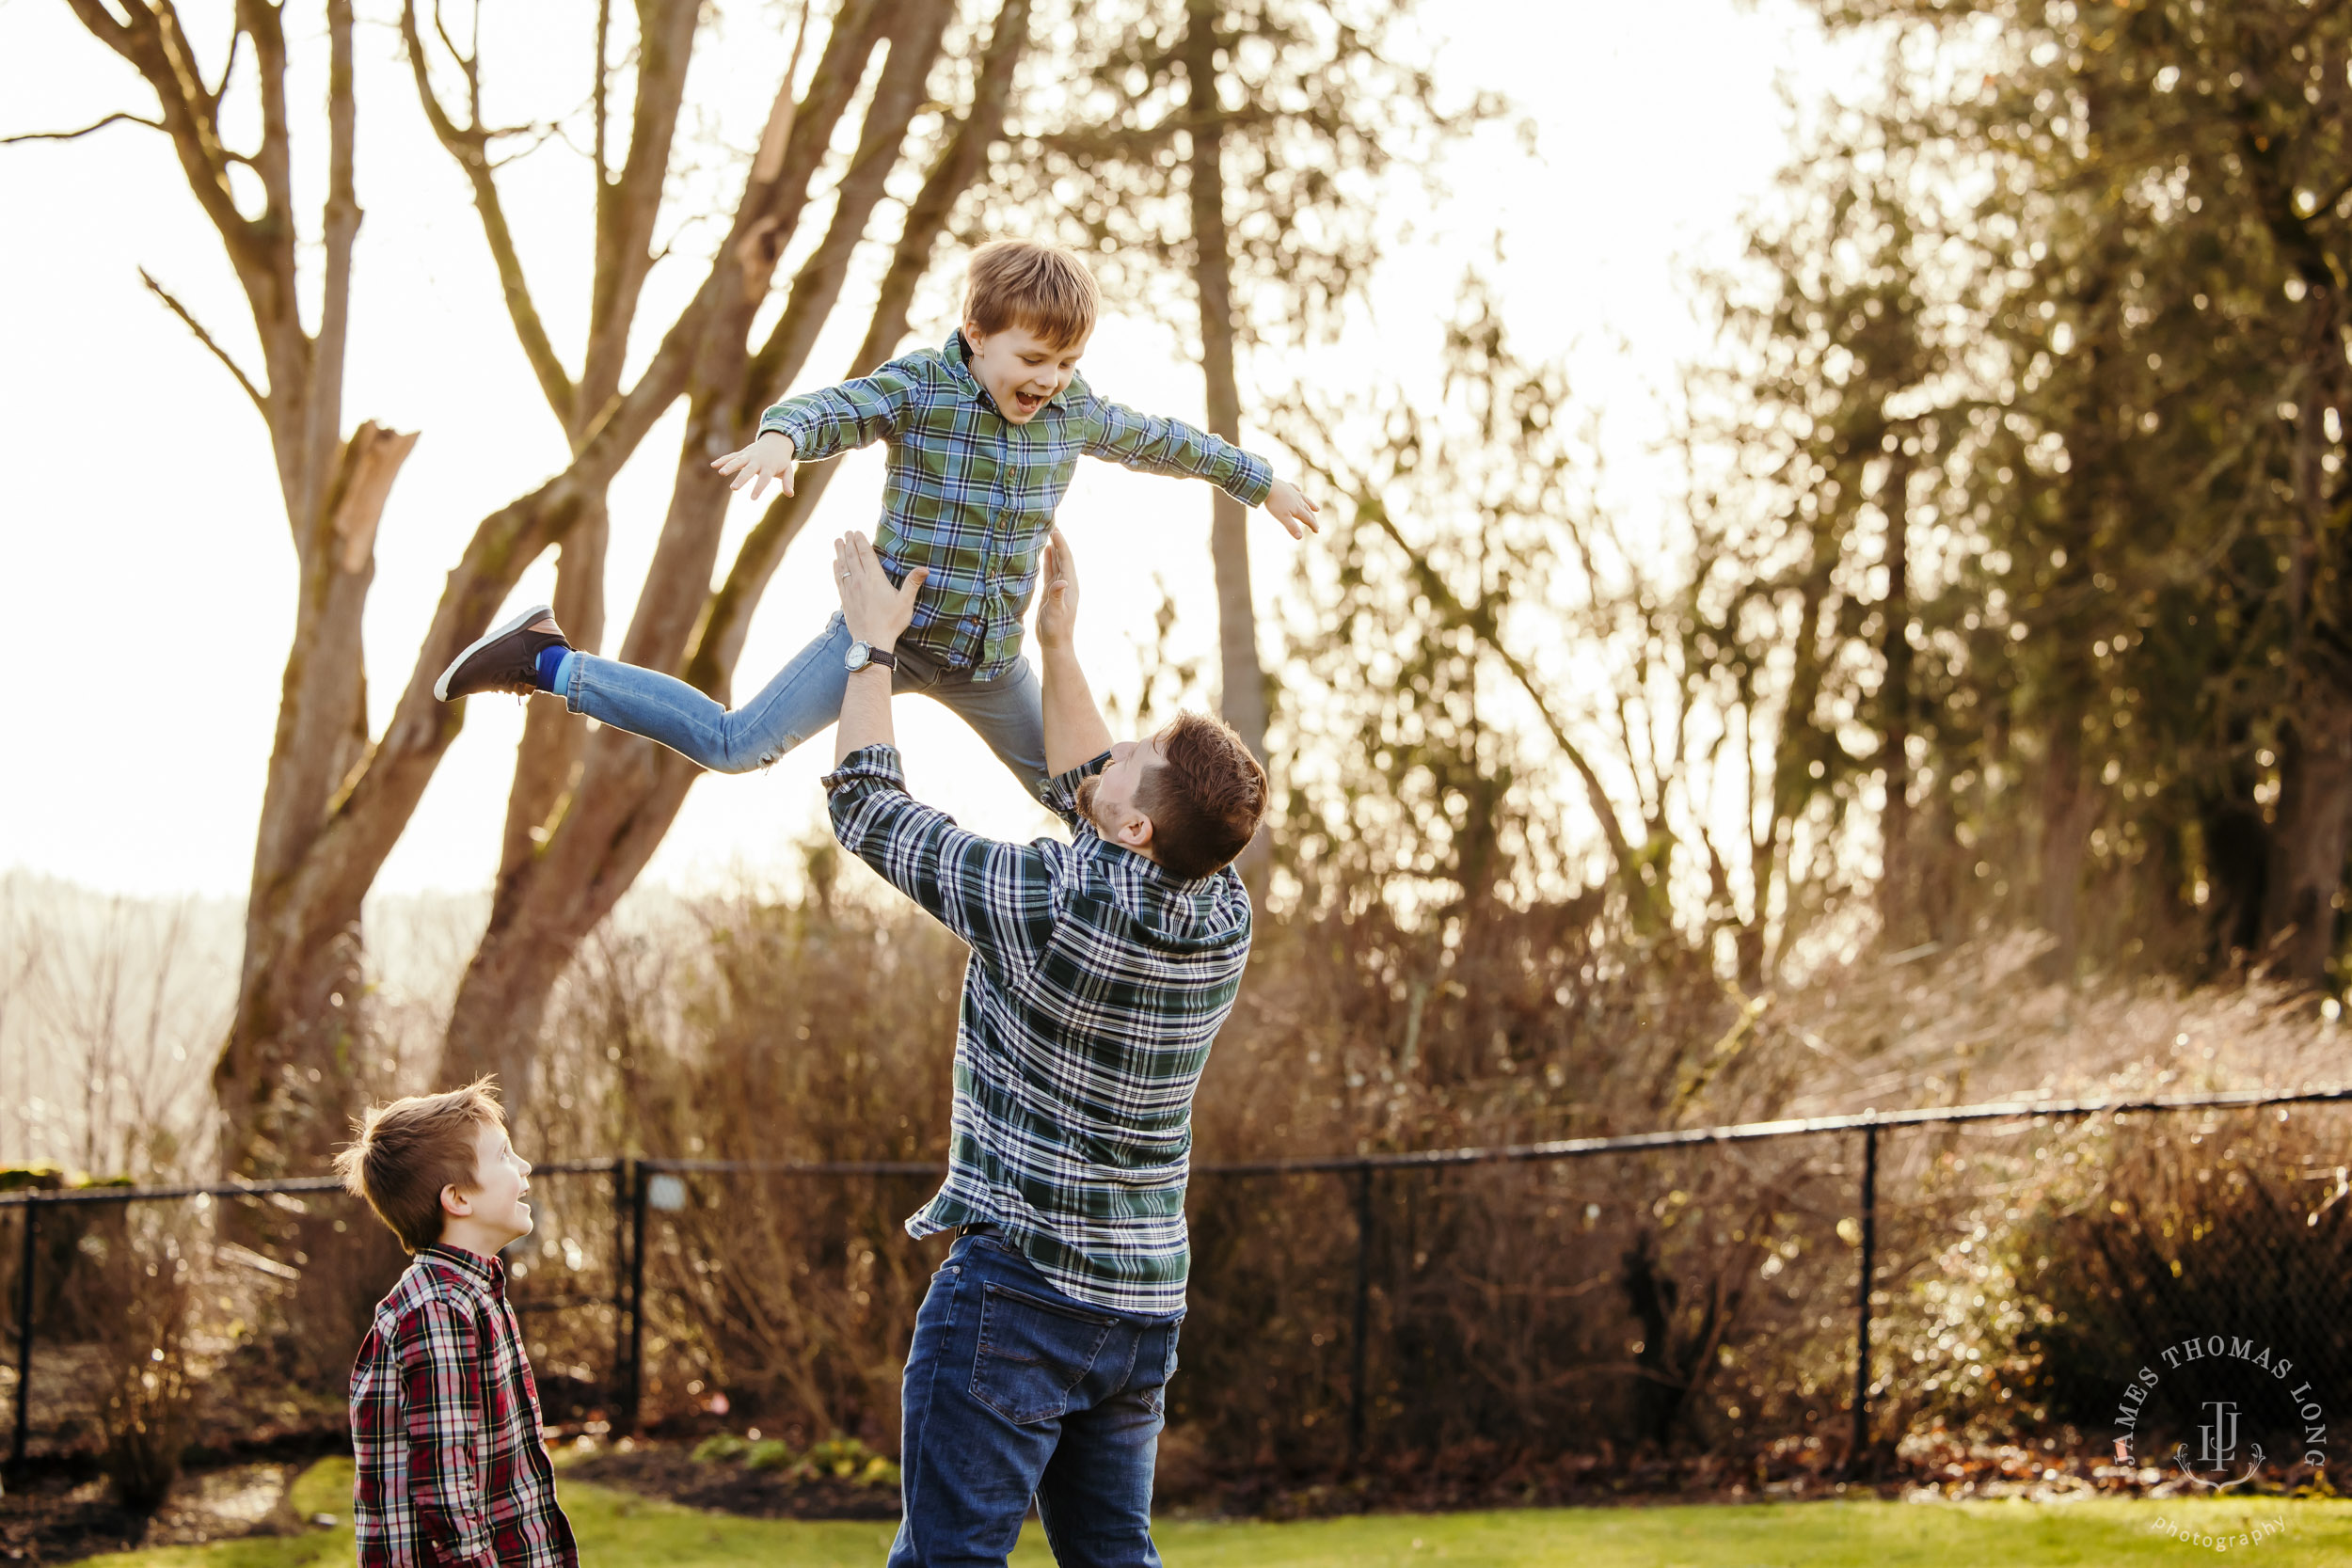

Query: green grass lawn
<box><xmin>80</xmin><ymin>1459</ymin><xmax>2352</xmax><ymax>1568</ymax></box>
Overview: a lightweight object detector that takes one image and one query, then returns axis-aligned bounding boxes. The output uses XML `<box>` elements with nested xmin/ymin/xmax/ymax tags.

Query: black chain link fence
<box><xmin>8</xmin><ymin>1088</ymin><xmax>2349</xmax><ymax>1498</ymax></box>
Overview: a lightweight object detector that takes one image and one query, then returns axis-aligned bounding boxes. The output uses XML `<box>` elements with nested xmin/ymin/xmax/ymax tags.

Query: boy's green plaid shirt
<box><xmin>824</xmin><ymin>743</ymin><xmax>1253</xmax><ymax>1317</ymax></box>
<box><xmin>760</xmin><ymin>331</ymin><xmax>1273</xmax><ymax>681</ymax></box>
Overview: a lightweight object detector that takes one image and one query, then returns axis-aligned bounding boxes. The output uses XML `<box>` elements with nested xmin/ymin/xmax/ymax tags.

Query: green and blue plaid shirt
<box><xmin>762</xmin><ymin>332</ymin><xmax>1275</xmax><ymax>680</ymax></box>
<box><xmin>824</xmin><ymin>743</ymin><xmax>1253</xmax><ymax>1316</ymax></box>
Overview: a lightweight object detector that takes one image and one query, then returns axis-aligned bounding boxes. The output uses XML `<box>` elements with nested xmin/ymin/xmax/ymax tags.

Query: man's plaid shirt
<box><xmin>761</xmin><ymin>331</ymin><xmax>1274</xmax><ymax>681</ymax></box>
<box><xmin>825</xmin><ymin>744</ymin><xmax>1253</xmax><ymax>1316</ymax></box>
<box><xmin>349</xmin><ymin>1244</ymin><xmax>577</xmax><ymax>1568</ymax></box>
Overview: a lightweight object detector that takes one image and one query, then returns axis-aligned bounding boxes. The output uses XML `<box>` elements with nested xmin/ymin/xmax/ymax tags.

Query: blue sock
<box><xmin>534</xmin><ymin>644</ymin><xmax>573</xmax><ymax>694</ymax></box>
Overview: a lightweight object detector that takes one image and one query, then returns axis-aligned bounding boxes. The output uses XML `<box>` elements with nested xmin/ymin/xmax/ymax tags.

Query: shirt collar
<box><xmin>944</xmin><ymin>329</ymin><xmax>988</xmax><ymax>406</ymax></box>
<box><xmin>418</xmin><ymin>1242</ymin><xmax>507</xmax><ymax>1299</ymax></box>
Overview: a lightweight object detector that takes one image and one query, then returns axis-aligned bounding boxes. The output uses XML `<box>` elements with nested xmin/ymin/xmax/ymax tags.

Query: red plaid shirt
<box><xmin>349</xmin><ymin>1244</ymin><xmax>578</xmax><ymax>1568</ymax></box>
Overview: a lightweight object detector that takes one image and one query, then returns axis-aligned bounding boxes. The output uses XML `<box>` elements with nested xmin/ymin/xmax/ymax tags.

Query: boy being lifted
<box><xmin>435</xmin><ymin>240</ymin><xmax>1318</xmax><ymax>794</ymax></box>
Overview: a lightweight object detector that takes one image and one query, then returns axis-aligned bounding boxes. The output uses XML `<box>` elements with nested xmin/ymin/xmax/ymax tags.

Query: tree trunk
<box><xmin>1182</xmin><ymin>0</ymin><xmax>1270</xmax><ymax>895</ymax></box>
<box><xmin>2260</xmin><ymin>678</ymin><xmax>2352</xmax><ymax>984</ymax></box>
<box><xmin>1874</xmin><ymin>451</ymin><xmax>1915</xmax><ymax>945</ymax></box>
<box><xmin>217</xmin><ymin>423</ymin><xmax>417</xmax><ymax>1177</ymax></box>
<box><xmin>2255</xmin><ymin>269</ymin><xmax>2352</xmax><ymax>986</ymax></box>
<box><xmin>2034</xmin><ymin>697</ymin><xmax>2096</xmax><ymax>979</ymax></box>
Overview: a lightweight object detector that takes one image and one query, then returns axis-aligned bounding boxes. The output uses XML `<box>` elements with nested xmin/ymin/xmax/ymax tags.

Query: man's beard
<box><xmin>1075</xmin><ymin>774</ymin><xmax>1102</xmax><ymax>825</ymax></box>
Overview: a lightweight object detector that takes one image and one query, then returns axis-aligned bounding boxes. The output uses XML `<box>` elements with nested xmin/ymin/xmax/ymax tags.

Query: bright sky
<box><xmin>0</xmin><ymin>0</ymin><xmax>1844</xmax><ymax>900</ymax></box>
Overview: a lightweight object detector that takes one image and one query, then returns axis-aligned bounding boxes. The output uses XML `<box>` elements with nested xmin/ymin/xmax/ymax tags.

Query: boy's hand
<box><xmin>712</xmin><ymin>431</ymin><xmax>797</xmax><ymax>500</ymax></box>
<box><xmin>834</xmin><ymin>531</ymin><xmax>926</xmax><ymax>650</ymax></box>
<box><xmin>1036</xmin><ymin>528</ymin><xmax>1081</xmax><ymax>653</ymax></box>
<box><xmin>1263</xmin><ymin>477</ymin><xmax>1320</xmax><ymax>539</ymax></box>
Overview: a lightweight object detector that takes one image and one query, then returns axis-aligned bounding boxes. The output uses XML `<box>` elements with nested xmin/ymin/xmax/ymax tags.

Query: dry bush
<box><xmin>503</xmin><ymin>876</ymin><xmax>2347</xmax><ymax>1486</ymax></box>
<box><xmin>518</xmin><ymin>882</ymin><xmax>965</xmax><ymax>1448</ymax></box>
<box><xmin>1866</xmin><ymin>1103</ymin><xmax>2352</xmax><ymax>1464</ymax></box>
<box><xmin>75</xmin><ymin>1206</ymin><xmax>207</xmax><ymax>1511</ymax></box>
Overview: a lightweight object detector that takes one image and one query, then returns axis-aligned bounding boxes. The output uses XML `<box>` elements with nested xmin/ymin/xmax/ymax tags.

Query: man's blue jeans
<box><xmin>890</xmin><ymin>1233</ymin><xmax>1180</xmax><ymax>1568</ymax></box>
<box><xmin>562</xmin><ymin>613</ymin><xmax>1049</xmax><ymax>794</ymax></box>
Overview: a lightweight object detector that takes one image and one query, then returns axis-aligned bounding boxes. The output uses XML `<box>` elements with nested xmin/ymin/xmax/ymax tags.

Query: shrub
<box><xmin>515</xmin><ymin>892</ymin><xmax>2349</xmax><ymax>1487</ymax></box>
<box><xmin>80</xmin><ymin>1209</ymin><xmax>206</xmax><ymax>1512</ymax></box>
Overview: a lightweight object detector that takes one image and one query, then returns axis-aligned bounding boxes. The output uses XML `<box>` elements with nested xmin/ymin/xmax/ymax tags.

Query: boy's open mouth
<box><xmin>1012</xmin><ymin>388</ymin><xmax>1046</xmax><ymax>415</ymax></box>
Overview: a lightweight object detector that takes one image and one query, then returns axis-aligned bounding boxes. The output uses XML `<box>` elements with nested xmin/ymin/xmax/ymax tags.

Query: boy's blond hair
<box><xmin>964</xmin><ymin>240</ymin><xmax>1099</xmax><ymax>350</ymax></box>
<box><xmin>332</xmin><ymin>1079</ymin><xmax>505</xmax><ymax>1255</ymax></box>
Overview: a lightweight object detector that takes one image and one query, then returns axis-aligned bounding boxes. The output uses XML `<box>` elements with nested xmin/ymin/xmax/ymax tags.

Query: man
<box><xmin>821</xmin><ymin>526</ymin><xmax>1267</xmax><ymax>1567</ymax></box>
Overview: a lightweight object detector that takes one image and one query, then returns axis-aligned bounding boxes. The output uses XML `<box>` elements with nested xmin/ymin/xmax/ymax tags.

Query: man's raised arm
<box><xmin>1036</xmin><ymin>529</ymin><xmax>1114</xmax><ymax>777</ymax></box>
<box><xmin>832</xmin><ymin>532</ymin><xmax>927</xmax><ymax>767</ymax></box>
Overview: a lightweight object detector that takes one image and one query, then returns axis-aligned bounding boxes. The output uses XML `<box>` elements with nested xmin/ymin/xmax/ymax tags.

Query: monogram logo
<box><xmin>2183</xmin><ymin>1398</ymin><xmax>2259</xmax><ymax>1490</ymax></box>
<box><xmin>2109</xmin><ymin>1335</ymin><xmax>2328</xmax><ymax>1498</ymax></box>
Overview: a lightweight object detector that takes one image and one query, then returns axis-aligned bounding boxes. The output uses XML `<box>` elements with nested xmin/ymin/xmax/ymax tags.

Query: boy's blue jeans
<box><xmin>890</xmin><ymin>1232</ymin><xmax>1180</xmax><ymax>1568</ymax></box>
<box><xmin>562</xmin><ymin>612</ymin><xmax>1048</xmax><ymax>794</ymax></box>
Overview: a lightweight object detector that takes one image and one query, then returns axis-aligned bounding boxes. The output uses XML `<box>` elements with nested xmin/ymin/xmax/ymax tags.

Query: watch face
<box><xmin>846</xmin><ymin>641</ymin><xmax>869</xmax><ymax>671</ymax></box>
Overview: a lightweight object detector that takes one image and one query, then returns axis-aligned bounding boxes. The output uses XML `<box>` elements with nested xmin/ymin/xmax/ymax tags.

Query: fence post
<box><xmin>609</xmin><ymin>1161</ymin><xmax>633</xmax><ymax>1426</ymax></box>
<box><xmin>1850</xmin><ymin>1121</ymin><xmax>1879</xmax><ymax>1474</ymax></box>
<box><xmin>624</xmin><ymin>1162</ymin><xmax>650</xmax><ymax>1433</ymax></box>
<box><xmin>9</xmin><ymin>1198</ymin><xmax>35</xmax><ymax>1468</ymax></box>
<box><xmin>1347</xmin><ymin>1164</ymin><xmax>1372</xmax><ymax>1470</ymax></box>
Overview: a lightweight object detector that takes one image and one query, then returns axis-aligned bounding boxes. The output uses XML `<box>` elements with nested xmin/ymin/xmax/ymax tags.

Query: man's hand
<box><xmin>834</xmin><ymin>531</ymin><xmax>927</xmax><ymax>651</ymax></box>
<box><xmin>1037</xmin><ymin>527</ymin><xmax>1080</xmax><ymax>653</ymax></box>
<box><xmin>1263</xmin><ymin>477</ymin><xmax>1320</xmax><ymax>539</ymax></box>
<box><xmin>712</xmin><ymin>431</ymin><xmax>797</xmax><ymax>500</ymax></box>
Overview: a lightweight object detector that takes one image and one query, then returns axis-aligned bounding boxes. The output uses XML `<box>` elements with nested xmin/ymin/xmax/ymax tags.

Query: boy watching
<box><xmin>335</xmin><ymin>1081</ymin><xmax>578</xmax><ymax>1568</ymax></box>
<box><xmin>433</xmin><ymin>238</ymin><xmax>1317</xmax><ymax>796</ymax></box>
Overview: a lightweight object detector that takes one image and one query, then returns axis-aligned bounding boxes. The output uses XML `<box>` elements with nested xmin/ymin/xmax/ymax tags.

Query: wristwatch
<box><xmin>844</xmin><ymin>640</ymin><xmax>898</xmax><ymax>674</ymax></box>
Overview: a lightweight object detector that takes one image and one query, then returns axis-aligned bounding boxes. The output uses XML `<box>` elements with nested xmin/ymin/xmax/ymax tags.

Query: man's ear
<box><xmin>1114</xmin><ymin>809</ymin><xmax>1154</xmax><ymax>855</ymax></box>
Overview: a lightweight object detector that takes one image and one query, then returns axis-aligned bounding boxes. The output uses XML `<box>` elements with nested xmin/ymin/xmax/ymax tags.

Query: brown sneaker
<box><xmin>434</xmin><ymin>605</ymin><xmax>568</xmax><ymax>701</ymax></box>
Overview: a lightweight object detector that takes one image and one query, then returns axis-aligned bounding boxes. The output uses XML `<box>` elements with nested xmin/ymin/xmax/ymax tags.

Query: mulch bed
<box><xmin>0</xmin><ymin>1459</ymin><xmax>308</xmax><ymax>1564</ymax></box>
<box><xmin>563</xmin><ymin>1445</ymin><xmax>902</xmax><ymax>1522</ymax></box>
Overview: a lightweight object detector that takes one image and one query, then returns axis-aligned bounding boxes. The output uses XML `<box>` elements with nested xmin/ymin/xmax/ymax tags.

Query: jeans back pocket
<box><xmin>970</xmin><ymin>1281</ymin><xmax>1116</xmax><ymax>1425</ymax></box>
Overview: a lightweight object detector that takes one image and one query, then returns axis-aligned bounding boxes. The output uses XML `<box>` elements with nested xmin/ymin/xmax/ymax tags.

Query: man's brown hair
<box><xmin>1136</xmin><ymin>711</ymin><xmax>1269</xmax><ymax>880</ymax></box>
<box><xmin>964</xmin><ymin>240</ymin><xmax>1100</xmax><ymax>350</ymax></box>
<box><xmin>332</xmin><ymin>1079</ymin><xmax>505</xmax><ymax>1255</ymax></box>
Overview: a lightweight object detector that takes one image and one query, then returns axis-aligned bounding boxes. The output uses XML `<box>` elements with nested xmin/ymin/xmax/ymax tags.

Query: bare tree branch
<box><xmin>309</xmin><ymin>0</ymin><xmax>361</xmax><ymax>528</ymax></box>
<box><xmin>592</xmin><ymin>0</ymin><xmax>611</xmax><ymax>190</ymax></box>
<box><xmin>581</xmin><ymin>0</ymin><xmax>702</xmax><ymax>420</ymax></box>
<box><xmin>1286</xmin><ymin>398</ymin><xmax>1639</xmax><ymax>884</ymax></box>
<box><xmin>399</xmin><ymin>0</ymin><xmax>577</xmax><ymax>428</ymax></box>
<box><xmin>138</xmin><ymin>268</ymin><xmax>266</xmax><ymax>412</ymax></box>
<box><xmin>739</xmin><ymin>0</ymin><xmax>954</xmax><ymax>421</ymax></box>
<box><xmin>204</xmin><ymin>22</ymin><xmax>241</xmax><ymax>110</ymax></box>
<box><xmin>1</xmin><ymin>112</ymin><xmax>167</xmax><ymax>145</ymax></box>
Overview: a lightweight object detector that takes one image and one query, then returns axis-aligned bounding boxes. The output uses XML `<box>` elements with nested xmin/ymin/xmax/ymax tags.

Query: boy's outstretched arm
<box><xmin>1083</xmin><ymin>394</ymin><xmax>1321</xmax><ymax>538</ymax></box>
<box><xmin>710</xmin><ymin>356</ymin><xmax>930</xmax><ymax>500</ymax></box>
<box><xmin>1036</xmin><ymin>528</ymin><xmax>1113</xmax><ymax>777</ymax></box>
